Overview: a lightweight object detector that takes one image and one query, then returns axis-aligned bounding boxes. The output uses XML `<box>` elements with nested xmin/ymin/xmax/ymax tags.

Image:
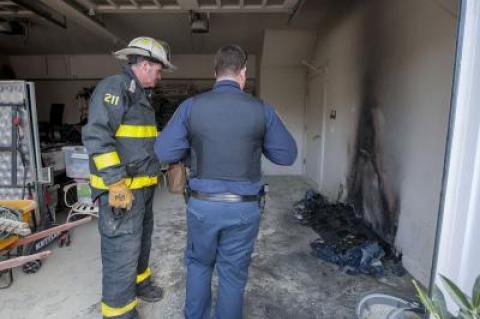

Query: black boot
<box><xmin>137</xmin><ymin>282</ymin><xmax>164</xmax><ymax>303</ymax></box>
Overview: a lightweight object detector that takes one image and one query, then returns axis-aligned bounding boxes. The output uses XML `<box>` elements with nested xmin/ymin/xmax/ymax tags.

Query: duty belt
<box><xmin>191</xmin><ymin>191</ymin><xmax>260</xmax><ymax>203</ymax></box>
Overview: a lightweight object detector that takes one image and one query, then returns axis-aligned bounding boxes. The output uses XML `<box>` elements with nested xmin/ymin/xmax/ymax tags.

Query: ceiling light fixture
<box><xmin>189</xmin><ymin>11</ymin><xmax>209</xmax><ymax>34</ymax></box>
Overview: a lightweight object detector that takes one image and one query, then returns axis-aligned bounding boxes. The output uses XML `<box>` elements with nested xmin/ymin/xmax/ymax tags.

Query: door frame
<box><xmin>303</xmin><ymin>63</ymin><xmax>328</xmax><ymax>190</ymax></box>
<box><xmin>430</xmin><ymin>0</ymin><xmax>480</xmax><ymax>312</ymax></box>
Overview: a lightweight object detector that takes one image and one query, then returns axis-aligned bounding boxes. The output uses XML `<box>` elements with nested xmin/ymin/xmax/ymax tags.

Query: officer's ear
<box><xmin>239</xmin><ymin>67</ymin><xmax>247</xmax><ymax>90</ymax></box>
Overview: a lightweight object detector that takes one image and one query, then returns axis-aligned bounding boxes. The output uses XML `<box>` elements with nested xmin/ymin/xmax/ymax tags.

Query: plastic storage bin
<box><xmin>62</xmin><ymin>146</ymin><xmax>90</xmax><ymax>179</ymax></box>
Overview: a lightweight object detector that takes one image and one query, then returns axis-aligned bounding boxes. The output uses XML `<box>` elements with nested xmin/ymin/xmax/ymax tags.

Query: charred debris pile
<box><xmin>293</xmin><ymin>190</ymin><xmax>405</xmax><ymax>278</ymax></box>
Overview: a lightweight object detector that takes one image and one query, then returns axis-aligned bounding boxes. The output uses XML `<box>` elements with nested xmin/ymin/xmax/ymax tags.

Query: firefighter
<box><xmin>82</xmin><ymin>36</ymin><xmax>176</xmax><ymax>319</ymax></box>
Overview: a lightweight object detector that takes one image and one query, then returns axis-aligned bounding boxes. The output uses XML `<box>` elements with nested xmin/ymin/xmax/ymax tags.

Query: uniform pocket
<box><xmin>186</xmin><ymin>200</ymin><xmax>206</xmax><ymax>224</ymax></box>
<box><xmin>98</xmin><ymin>191</ymin><xmax>143</xmax><ymax>237</ymax></box>
<box><xmin>239</xmin><ymin>203</ymin><xmax>262</xmax><ymax>225</ymax></box>
<box><xmin>110</xmin><ymin>207</ymin><xmax>124</xmax><ymax>220</ymax></box>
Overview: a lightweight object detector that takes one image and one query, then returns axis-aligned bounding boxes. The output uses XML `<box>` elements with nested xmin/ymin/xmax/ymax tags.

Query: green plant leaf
<box><xmin>441</xmin><ymin>275</ymin><xmax>473</xmax><ymax>312</ymax></box>
<box><xmin>413</xmin><ymin>280</ymin><xmax>443</xmax><ymax>319</ymax></box>
<box><xmin>473</xmin><ymin>275</ymin><xmax>480</xmax><ymax>310</ymax></box>
<box><xmin>433</xmin><ymin>284</ymin><xmax>453</xmax><ymax>319</ymax></box>
<box><xmin>457</xmin><ymin>309</ymin><xmax>474</xmax><ymax>319</ymax></box>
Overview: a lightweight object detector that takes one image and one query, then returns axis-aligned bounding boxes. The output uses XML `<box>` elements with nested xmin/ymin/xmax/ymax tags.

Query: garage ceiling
<box><xmin>75</xmin><ymin>0</ymin><xmax>302</xmax><ymax>13</ymax></box>
<box><xmin>1</xmin><ymin>0</ymin><xmax>303</xmax><ymax>14</ymax></box>
<box><xmin>0</xmin><ymin>0</ymin><xmax>354</xmax><ymax>55</ymax></box>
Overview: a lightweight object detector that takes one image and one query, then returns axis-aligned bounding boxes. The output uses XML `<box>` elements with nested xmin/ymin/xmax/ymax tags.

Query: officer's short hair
<box><xmin>214</xmin><ymin>45</ymin><xmax>247</xmax><ymax>77</ymax></box>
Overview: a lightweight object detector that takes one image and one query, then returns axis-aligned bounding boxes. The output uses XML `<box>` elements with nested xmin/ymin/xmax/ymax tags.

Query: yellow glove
<box><xmin>108</xmin><ymin>179</ymin><xmax>134</xmax><ymax>210</ymax></box>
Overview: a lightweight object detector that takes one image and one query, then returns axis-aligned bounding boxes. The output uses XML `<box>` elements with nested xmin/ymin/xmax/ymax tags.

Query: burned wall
<box><xmin>310</xmin><ymin>0</ymin><xmax>458</xmax><ymax>284</ymax></box>
<box><xmin>372</xmin><ymin>0</ymin><xmax>457</xmax><ymax>285</ymax></box>
<box><xmin>347</xmin><ymin>85</ymin><xmax>399</xmax><ymax>246</ymax></box>
<box><xmin>347</xmin><ymin>2</ymin><xmax>399</xmax><ymax>247</ymax></box>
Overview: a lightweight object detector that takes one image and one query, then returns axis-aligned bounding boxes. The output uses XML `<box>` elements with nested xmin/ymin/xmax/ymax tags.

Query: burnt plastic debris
<box><xmin>310</xmin><ymin>240</ymin><xmax>384</xmax><ymax>275</ymax></box>
<box><xmin>293</xmin><ymin>190</ymin><xmax>405</xmax><ymax>277</ymax></box>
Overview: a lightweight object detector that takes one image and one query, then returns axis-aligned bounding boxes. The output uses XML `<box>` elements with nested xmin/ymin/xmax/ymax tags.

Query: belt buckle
<box><xmin>221</xmin><ymin>193</ymin><xmax>242</xmax><ymax>202</ymax></box>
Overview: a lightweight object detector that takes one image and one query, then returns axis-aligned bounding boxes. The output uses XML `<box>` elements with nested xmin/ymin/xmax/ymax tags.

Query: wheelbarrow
<box><xmin>0</xmin><ymin>200</ymin><xmax>91</xmax><ymax>289</ymax></box>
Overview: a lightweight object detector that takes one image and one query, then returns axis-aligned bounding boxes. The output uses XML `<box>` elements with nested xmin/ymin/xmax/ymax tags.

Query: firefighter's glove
<box><xmin>108</xmin><ymin>179</ymin><xmax>134</xmax><ymax>210</ymax></box>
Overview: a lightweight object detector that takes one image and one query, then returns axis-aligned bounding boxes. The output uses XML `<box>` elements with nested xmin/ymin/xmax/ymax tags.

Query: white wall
<box><xmin>307</xmin><ymin>7</ymin><xmax>366</xmax><ymax>199</ymax></box>
<box><xmin>376</xmin><ymin>0</ymin><xmax>457</xmax><ymax>285</ymax></box>
<box><xmin>34</xmin><ymin>80</ymin><xmax>97</xmax><ymax>124</ymax></box>
<box><xmin>309</xmin><ymin>0</ymin><xmax>458</xmax><ymax>284</ymax></box>
<box><xmin>8</xmin><ymin>54</ymin><xmax>256</xmax><ymax>80</ymax></box>
<box><xmin>259</xmin><ymin>30</ymin><xmax>318</xmax><ymax>175</ymax></box>
<box><xmin>260</xmin><ymin>67</ymin><xmax>306</xmax><ymax>175</ymax></box>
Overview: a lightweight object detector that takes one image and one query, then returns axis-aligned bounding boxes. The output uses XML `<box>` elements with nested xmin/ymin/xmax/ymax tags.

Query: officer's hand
<box><xmin>108</xmin><ymin>179</ymin><xmax>134</xmax><ymax>210</ymax></box>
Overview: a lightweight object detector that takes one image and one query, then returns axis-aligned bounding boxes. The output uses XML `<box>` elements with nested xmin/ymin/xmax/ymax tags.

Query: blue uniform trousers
<box><xmin>98</xmin><ymin>186</ymin><xmax>155</xmax><ymax>319</ymax></box>
<box><xmin>185</xmin><ymin>197</ymin><xmax>262</xmax><ymax>319</ymax></box>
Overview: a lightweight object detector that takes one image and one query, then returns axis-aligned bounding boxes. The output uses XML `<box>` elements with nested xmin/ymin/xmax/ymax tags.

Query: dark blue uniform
<box><xmin>155</xmin><ymin>80</ymin><xmax>297</xmax><ymax>319</ymax></box>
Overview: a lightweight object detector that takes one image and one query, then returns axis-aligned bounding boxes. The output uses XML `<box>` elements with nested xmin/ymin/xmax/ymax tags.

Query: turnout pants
<box><xmin>185</xmin><ymin>197</ymin><xmax>262</xmax><ymax>319</ymax></box>
<box><xmin>98</xmin><ymin>186</ymin><xmax>155</xmax><ymax>319</ymax></box>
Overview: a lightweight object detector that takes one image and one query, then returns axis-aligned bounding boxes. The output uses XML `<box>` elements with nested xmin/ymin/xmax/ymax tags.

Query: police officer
<box><xmin>155</xmin><ymin>45</ymin><xmax>297</xmax><ymax>319</ymax></box>
<box><xmin>82</xmin><ymin>36</ymin><xmax>176</xmax><ymax>319</ymax></box>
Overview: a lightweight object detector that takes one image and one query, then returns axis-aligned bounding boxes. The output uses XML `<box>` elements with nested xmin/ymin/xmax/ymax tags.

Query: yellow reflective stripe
<box><xmin>126</xmin><ymin>176</ymin><xmax>158</xmax><ymax>189</ymax></box>
<box><xmin>136</xmin><ymin>267</ymin><xmax>152</xmax><ymax>284</ymax></box>
<box><xmin>93</xmin><ymin>151</ymin><xmax>121</xmax><ymax>170</ymax></box>
<box><xmin>101</xmin><ymin>299</ymin><xmax>138</xmax><ymax>318</ymax></box>
<box><xmin>90</xmin><ymin>175</ymin><xmax>158</xmax><ymax>190</ymax></box>
<box><xmin>115</xmin><ymin>125</ymin><xmax>158</xmax><ymax>138</ymax></box>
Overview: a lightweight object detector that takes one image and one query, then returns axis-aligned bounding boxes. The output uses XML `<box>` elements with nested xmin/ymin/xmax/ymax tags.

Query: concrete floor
<box><xmin>0</xmin><ymin>176</ymin><xmax>416</xmax><ymax>319</ymax></box>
